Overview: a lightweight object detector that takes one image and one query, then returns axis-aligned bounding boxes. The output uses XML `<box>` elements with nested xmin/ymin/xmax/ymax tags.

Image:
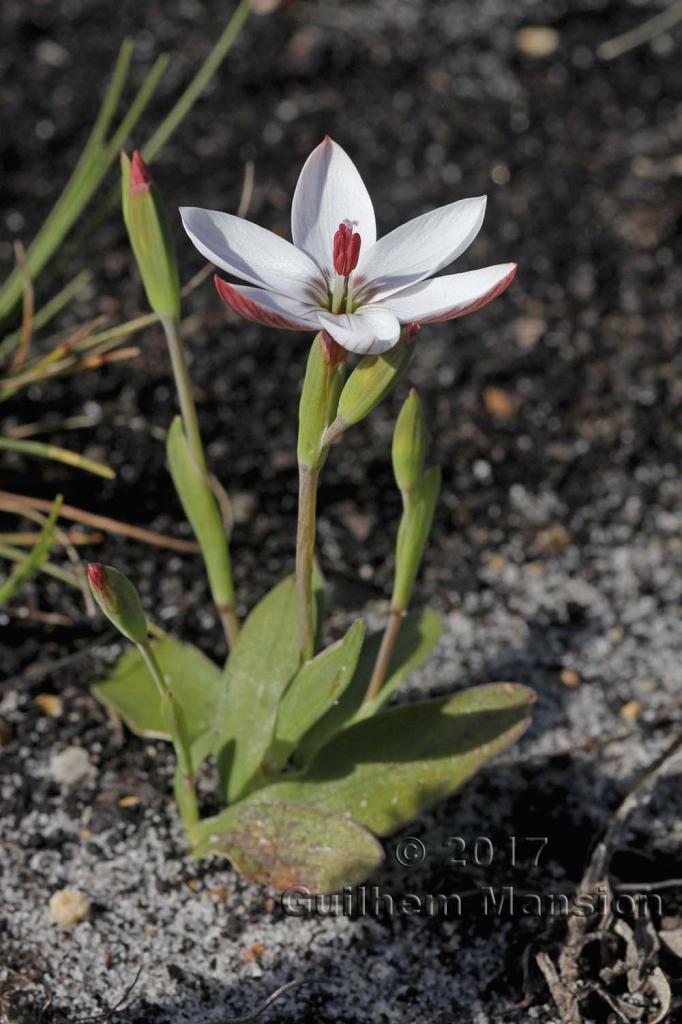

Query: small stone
<box><xmin>515</xmin><ymin>27</ymin><xmax>560</xmax><ymax>58</ymax></box>
<box><xmin>35</xmin><ymin>694</ymin><xmax>63</xmax><ymax>718</ymax></box>
<box><xmin>620</xmin><ymin>700</ymin><xmax>642</xmax><ymax>721</ymax></box>
<box><xmin>535</xmin><ymin>524</ymin><xmax>572</xmax><ymax>556</ymax></box>
<box><xmin>487</xmin><ymin>554</ymin><xmax>506</xmax><ymax>573</ymax></box>
<box><xmin>251</xmin><ymin>0</ymin><xmax>280</xmax><ymax>13</ymax></box>
<box><xmin>483</xmin><ymin>386</ymin><xmax>514</xmax><ymax>419</ymax></box>
<box><xmin>242</xmin><ymin>941</ymin><xmax>266</xmax><ymax>964</ymax></box>
<box><xmin>514</xmin><ymin>316</ymin><xmax>546</xmax><ymax>349</ymax></box>
<box><xmin>49</xmin><ymin>889</ymin><xmax>91</xmax><ymax>929</ymax></box>
<box><xmin>117</xmin><ymin>794</ymin><xmax>140</xmax><ymax>808</ymax></box>
<box><xmin>230</xmin><ymin>492</ymin><xmax>257</xmax><ymax>524</ymax></box>
<box><xmin>560</xmin><ymin>669</ymin><xmax>581</xmax><ymax>689</ymax></box>
<box><xmin>35</xmin><ymin>40</ymin><xmax>70</xmax><ymax>67</ymax></box>
<box><xmin>50</xmin><ymin>746</ymin><xmax>95</xmax><ymax>787</ymax></box>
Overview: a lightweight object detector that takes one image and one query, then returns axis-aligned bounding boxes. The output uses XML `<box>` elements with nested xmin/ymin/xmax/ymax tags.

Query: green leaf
<box><xmin>92</xmin><ymin>636</ymin><xmax>221</xmax><ymax>741</ymax></box>
<box><xmin>167</xmin><ymin>416</ymin><xmax>235</xmax><ymax>611</ymax></box>
<box><xmin>0</xmin><ymin>437</ymin><xmax>114</xmax><ymax>478</ymax></box>
<box><xmin>253</xmin><ymin>683</ymin><xmax>535</xmax><ymax>836</ymax></box>
<box><xmin>190</xmin><ymin>798</ymin><xmax>384</xmax><ymax>892</ymax></box>
<box><xmin>267</xmin><ymin>620</ymin><xmax>365</xmax><ymax>772</ymax></box>
<box><xmin>214</xmin><ymin>577</ymin><xmax>301</xmax><ymax>802</ymax></box>
<box><xmin>296</xmin><ymin>608</ymin><xmax>442</xmax><ymax>765</ymax></box>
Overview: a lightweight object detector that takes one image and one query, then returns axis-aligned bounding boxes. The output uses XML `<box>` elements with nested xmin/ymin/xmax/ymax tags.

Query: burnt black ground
<box><xmin>1</xmin><ymin>1</ymin><xmax>682</xmax><ymax>1022</ymax></box>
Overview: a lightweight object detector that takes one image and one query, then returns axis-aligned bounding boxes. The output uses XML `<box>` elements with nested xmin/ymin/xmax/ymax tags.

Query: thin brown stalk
<box><xmin>363</xmin><ymin>606</ymin><xmax>404</xmax><ymax>705</ymax></box>
<box><xmin>0</xmin><ymin>491</ymin><xmax>199</xmax><ymax>553</ymax></box>
<box><xmin>0</xmin><ymin>531</ymin><xmax>103</xmax><ymax>546</ymax></box>
<box><xmin>9</xmin><ymin>242</ymin><xmax>34</xmax><ymax>374</ymax></box>
<box><xmin>295</xmin><ymin>464</ymin><xmax>320</xmax><ymax>661</ymax></box>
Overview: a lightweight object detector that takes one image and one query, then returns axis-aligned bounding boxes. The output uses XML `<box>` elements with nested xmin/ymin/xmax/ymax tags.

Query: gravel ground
<box><xmin>1</xmin><ymin>0</ymin><xmax>682</xmax><ymax>1021</ymax></box>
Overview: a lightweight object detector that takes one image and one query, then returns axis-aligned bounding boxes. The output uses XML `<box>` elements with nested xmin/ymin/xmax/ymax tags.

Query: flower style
<box><xmin>180</xmin><ymin>137</ymin><xmax>516</xmax><ymax>355</ymax></box>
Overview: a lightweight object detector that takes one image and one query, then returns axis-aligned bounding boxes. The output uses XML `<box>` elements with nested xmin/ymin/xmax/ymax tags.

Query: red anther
<box><xmin>333</xmin><ymin>221</ymin><xmax>361</xmax><ymax>277</ymax></box>
<box><xmin>406</xmin><ymin>322</ymin><xmax>422</xmax><ymax>340</ymax></box>
<box><xmin>87</xmin><ymin>563</ymin><xmax>107</xmax><ymax>595</ymax></box>
<box><xmin>129</xmin><ymin>150</ymin><xmax>152</xmax><ymax>193</ymax></box>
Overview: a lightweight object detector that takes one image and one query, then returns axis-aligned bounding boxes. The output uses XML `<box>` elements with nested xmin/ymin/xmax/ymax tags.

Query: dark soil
<box><xmin>1</xmin><ymin>1</ymin><xmax>682</xmax><ymax>1022</ymax></box>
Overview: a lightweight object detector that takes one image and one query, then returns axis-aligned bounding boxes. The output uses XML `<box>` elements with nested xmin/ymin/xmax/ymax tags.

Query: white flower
<box><xmin>180</xmin><ymin>137</ymin><xmax>516</xmax><ymax>356</ymax></box>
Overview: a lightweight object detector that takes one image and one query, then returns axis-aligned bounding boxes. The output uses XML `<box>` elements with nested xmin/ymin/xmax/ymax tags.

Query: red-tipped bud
<box><xmin>129</xmin><ymin>150</ymin><xmax>152</xmax><ymax>193</ymax></box>
<box><xmin>88</xmin><ymin>562</ymin><xmax>148</xmax><ymax>645</ymax></box>
<box><xmin>333</xmin><ymin>222</ymin><xmax>361</xmax><ymax>277</ymax></box>
<box><xmin>120</xmin><ymin>151</ymin><xmax>180</xmax><ymax>319</ymax></box>
<box><xmin>87</xmin><ymin>563</ymin><xmax>106</xmax><ymax>594</ymax></box>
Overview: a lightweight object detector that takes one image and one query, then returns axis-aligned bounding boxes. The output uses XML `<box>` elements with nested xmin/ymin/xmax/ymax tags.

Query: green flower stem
<box><xmin>161</xmin><ymin>315</ymin><xmax>239</xmax><ymax>649</ymax></box>
<box><xmin>295</xmin><ymin>463</ymin><xmax>320</xmax><ymax>662</ymax></box>
<box><xmin>139</xmin><ymin>640</ymin><xmax>199</xmax><ymax>829</ymax></box>
<box><xmin>363</xmin><ymin>605</ymin><xmax>405</xmax><ymax>706</ymax></box>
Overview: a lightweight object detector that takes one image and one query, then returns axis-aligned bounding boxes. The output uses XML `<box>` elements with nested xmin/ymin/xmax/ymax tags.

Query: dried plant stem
<box><xmin>9</xmin><ymin>242</ymin><xmax>34</xmax><ymax>373</ymax></box>
<box><xmin>295</xmin><ymin>464</ymin><xmax>320</xmax><ymax>661</ymax></box>
<box><xmin>0</xmin><ymin>490</ymin><xmax>199</xmax><ymax>553</ymax></box>
<box><xmin>597</xmin><ymin>0</ymin><xmax>682</xmax><ymax>60</ymax></box>
<box><xmin>363</xmin><ymin>606</ymin><xmax>404</xmax><ymax>705</ymax></box>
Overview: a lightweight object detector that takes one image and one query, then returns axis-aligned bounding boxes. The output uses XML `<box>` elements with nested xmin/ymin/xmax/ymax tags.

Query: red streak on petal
<box><xmin>320</xmin><ymin>330</ymin><xmax>348</xmax><ymax>367</ymax></box>
<box><xmin>130</xmin><ymin>151</ymin><xmax>152</xmax><ymax>193</ymax></box>
<box><xmin>214</xmin><ymin>276</ymin><xmax>311</xmax><ymax>330</ymax></box>
<box><xmin>420</xmin><ymin>265</ymin><xmax>518</xmax><ymax>325</ymax></box>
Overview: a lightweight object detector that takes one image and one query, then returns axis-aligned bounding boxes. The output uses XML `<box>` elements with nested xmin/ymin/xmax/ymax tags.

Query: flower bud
<box><xmin>121</xmin><ymin>151</ymin><xmax>180</xmax><ymax>320</ymax></box>
<box><xmin>392</xmin><ymin>388</ymin><xmax>427</xmax><ymax>493</ymax></box>
<box><xmin>297</xmin><ymin>332</ymin><xmax>347</xmax><ymax>468</ymax></box>
<box><xmin>335</xmin><ymin>331</ymin><xmax>414</xmax><ymax>431</ymax></box>
<box><xmin>87</xmin><ymin>563</ymin><xmax>148</xmax><ymax>645</ymax></box>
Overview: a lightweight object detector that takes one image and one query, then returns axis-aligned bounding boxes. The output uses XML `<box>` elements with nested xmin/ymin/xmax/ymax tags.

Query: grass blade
<box><xmin>0</xmin><ymin>495</ymin><xmax>63</xmax><ymax>605</ymax></box>
<box><xmin>0</xmin><ymin>436</ymin><xmax>115</xmax><ymax>479</ymax></box>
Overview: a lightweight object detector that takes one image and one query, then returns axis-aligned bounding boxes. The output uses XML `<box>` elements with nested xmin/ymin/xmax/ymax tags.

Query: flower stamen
<box><xmin>331</xmin><ymin>221</ymin><xmax>362</xmax><ymax>314</ymax></box>
<box><xmin>333</xmin><ymin>221</ymin><xmax>361</xmax><ymax>277</ymax></box>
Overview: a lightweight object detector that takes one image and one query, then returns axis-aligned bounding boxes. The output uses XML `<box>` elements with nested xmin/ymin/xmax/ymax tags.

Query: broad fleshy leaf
<box><xmin>296</xmin><ymin>608</ymin><xmax>442</xmax><ymax>764</ymax></box>
<box><xmin>214</xmin><ymin>577</ymin><xmax>301</xmax><ymax>802</ymax></box>
<box><xmin>255</xmin><ymin>683</ymin><xmax>534</xmax><ymax>836</ymax></box>
<box><xmin>92</xmin><ymin>636</ymin><xmax>221</xmax><ymax>741</ymax></box>
<box><xmin>267</xmin><ymin>620</ymin><xmax>365</xmax><ymax>772</ymax></box>
<box><xmin>191</xmin><ymin>798</ymin><xmax>384</xmax><ymax>892</ymax></box>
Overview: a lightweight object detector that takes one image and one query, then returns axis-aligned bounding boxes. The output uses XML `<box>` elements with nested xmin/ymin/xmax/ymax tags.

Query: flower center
<box><xmin>330</xmin><ymin>220</ymin><xmax>361</xmax><ymax>314</ymax></box>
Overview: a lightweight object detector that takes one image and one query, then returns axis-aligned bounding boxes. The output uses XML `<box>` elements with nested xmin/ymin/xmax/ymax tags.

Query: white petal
<box><xmin>384</xmin><ymin>264</ymin><xmax>517</xmax><ymax>324</ymax></box>
<box><xmin>291</xmin><ymin>137</ymin><xmax>376</xmax><ymax>275</ymax></box>
<box><xmin>313</xmin><ymin>308</ymin><xmax>401</xmax><ymax>355</ymax></box>
<box><xmin>355</xmin><ymin>196</ymin><xmax>487</xmax><ymax>303</ymax></box>
<box><xmin>214</xmin><ymin>278</ymin><xmax>320</xmax><ymax>330</ymax></box>
<box><xmin>180</xmin><ymin>207</ymin><xmax>325</xmax><ymax>304</ymax></box>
